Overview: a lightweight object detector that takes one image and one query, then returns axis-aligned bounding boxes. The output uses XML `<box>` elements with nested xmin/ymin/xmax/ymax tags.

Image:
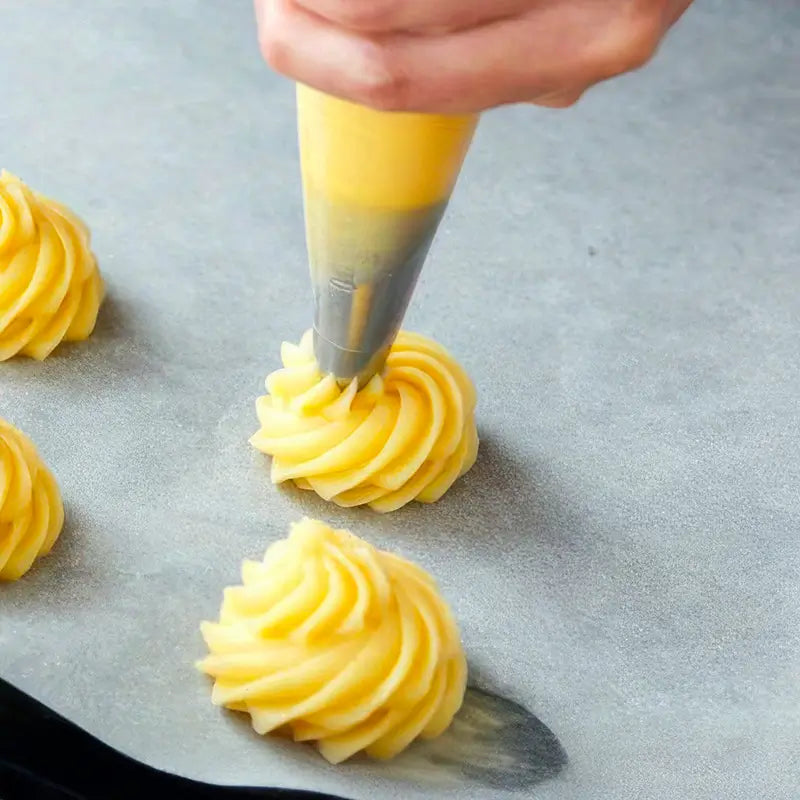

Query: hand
<box><xmin>254</xmin><ymin>0</ymin><xmax>693</xmax><ymax>113</ymax></box>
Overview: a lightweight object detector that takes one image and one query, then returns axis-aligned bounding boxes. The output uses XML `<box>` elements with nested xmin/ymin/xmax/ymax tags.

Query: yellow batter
<box><xmin>250</xmin><ymin>330</ymin><xmax>478</xmax><ymax>512</ymax></box>
<box><xmin>197</xmin><ymin>518</ymin><xmax>467</xmax><ymax>764</ymax></box>
<box><xmin>296</xmin><ymin>84</ymin><xmax>478</xmax><ymax>211</ymax></box>
<box><xmin>0</xmin><ymin>419</ymin><xmax>64</xmax><ymax>581</ymax></box>
<box><xmin>0</xmin><ymin>170</ymin><xmax>104</xmax><ymax>361</ymax></box>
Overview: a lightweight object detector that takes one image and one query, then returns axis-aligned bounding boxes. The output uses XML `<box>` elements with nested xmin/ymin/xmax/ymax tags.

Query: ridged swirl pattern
<box><xmin>198</xmin><ymin>518</ymin><xmax>467</xmax><ymax>764</ymax></box>
<box><xmin>0</xmin><ymin>170</ymin><xmax>104</xmax><ymax>360</ymax></box>
<box><xmin>249</xmin><ymin>330</ymin><xmax>478</xmax><ymax>513</ymax></box>
<box><xmin>0</xmin><ymin>419</ymin><xmax>64</xmax><ymax>580</ymax></box>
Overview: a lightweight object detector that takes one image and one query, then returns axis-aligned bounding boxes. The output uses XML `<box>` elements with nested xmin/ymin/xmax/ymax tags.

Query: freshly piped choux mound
<box><xmin>250</xmin><ymin>331</ymin><xmax>478</xmax><ymax>512</ymax></box>
<box><xmin>0</xmin><ymin>419</ymin><xmax>64</xmax><ymax>580</ymax></box>
<box><xmin>0</xmin><ymin>170</ymin><xmax>104</xmax><ymax>360</ymax></box>
<box><xmin>198</xmin><ymin>518</ymin><xmax>467</xmax><ymax>764</ymax></box>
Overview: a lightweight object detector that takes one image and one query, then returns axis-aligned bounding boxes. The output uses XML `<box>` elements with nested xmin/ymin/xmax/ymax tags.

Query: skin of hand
<box><xmin>254</xmin><ymin>0</ymin><xmax>694</xmax><ymax>113</ymax></box>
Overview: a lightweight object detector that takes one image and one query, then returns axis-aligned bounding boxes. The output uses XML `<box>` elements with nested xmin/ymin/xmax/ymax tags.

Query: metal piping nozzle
<box><xmin>308</xmin><ymin>199</ymin><xmax>448</xmax><ymax>384</ymax></box>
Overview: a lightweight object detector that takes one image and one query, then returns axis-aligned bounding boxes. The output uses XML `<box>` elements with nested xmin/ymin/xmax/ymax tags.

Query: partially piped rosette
<box><xmin>250</xmin><ymin>331</ymin><xmax>478</xmax><ymax>512</ymax></box>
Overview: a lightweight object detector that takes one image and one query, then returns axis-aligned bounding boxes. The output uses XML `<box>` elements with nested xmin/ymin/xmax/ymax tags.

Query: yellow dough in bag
<box><xmin>0</xmin><ymin>170</ymin><xmax>104</xmax><ymax>360</ymax></box>
<box><xmin>0</xmin><ymin>419</ymin><xmax>64</xmax><ymax>580</ymax></box>
<box><xmin>250</xmin><ymin>331</ymin><xmax>479</xmax><ymax>512</ymax></box>
<box><xmin>198</xmin><ymin>518</ymin><xmax>467</xmax><ymax>764</ymax></box>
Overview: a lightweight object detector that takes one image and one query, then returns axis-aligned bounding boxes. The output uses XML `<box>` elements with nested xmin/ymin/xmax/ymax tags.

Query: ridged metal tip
<box><xmin>308</xmin><ymin>200</ymin><xmax>448</xmax><ymax>384</ymax></box>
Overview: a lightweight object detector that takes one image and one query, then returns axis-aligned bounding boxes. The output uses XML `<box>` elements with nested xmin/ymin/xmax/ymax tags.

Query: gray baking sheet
<box><xmin>2</xmin><ymin>1</ymin><xmax>799</xmax><ymax>799</ymax></box>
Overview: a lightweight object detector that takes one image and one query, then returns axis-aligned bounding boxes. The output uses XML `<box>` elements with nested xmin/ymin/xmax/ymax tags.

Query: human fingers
<box><xmin>256</xmin><ymin>0</ymin><xmax>676</xmax><ymax>113</ymax></box>
<box><xmin>255</xmin><ymin>0</ymin><xmax>390</xmax><ymax>104</ymax></box>
<box><xmin>257</xmin><ymin>0</ymin><xmax>530</xmax><ymax>112</ymax></box>
<box><xmin>292</xmin><ymin>0</ymin><xmax>533</xmax><ymax>34</ymax></box>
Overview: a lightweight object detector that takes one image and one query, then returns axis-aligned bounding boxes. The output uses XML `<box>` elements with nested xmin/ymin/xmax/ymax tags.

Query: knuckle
<box><xmin>625</xmin><ymin>16</ymin><xmax>661</xmax><ymax>68</ymax></box>
<box><xmin>350</xmin><ymin>42</ymin><xmax>411</xmax><ymax>110</ymax></box>
<box><xmin>621</xmin><ymin>3</ymin><xmax>662</xmax><ymax>68</ymax></box>
<box><xmin>258</xmin><ymin>7</ymin><xmax>293</xmax><ymax>73</ymax></box>
<box><xmin>259</xmin><ymin>31</ymin><xmax>288</xmax><ymax>72</ymax></box>
<box><xmin>596</xmin><ymin>2</ymin><xmax>662</xmax><ymax>75</ymax></box>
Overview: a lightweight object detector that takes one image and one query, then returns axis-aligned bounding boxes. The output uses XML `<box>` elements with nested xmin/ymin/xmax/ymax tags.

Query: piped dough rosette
<box><xmin>250</xmin><ymin>330</ymin><xmax>478</xmax><ymax>512</ymax></box>
<box><xmin>198</xmin><ymin>518</ymin><xmax>467</xmax><ymax>764</ymax></box>
<box><xmin>0</xmin><ymin>419</ymin><xmax>64</xmax><ymax>580</ymax></box>
<box><xmin>0</xmin><ymin>170</ymin><xmax>104</xmax><ymax>361</ymax></box>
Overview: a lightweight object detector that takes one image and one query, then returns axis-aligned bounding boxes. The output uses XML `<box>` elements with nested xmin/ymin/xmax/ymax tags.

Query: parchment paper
<box><xmin>2</xmin><ymin>2</ymin><xmax>799</xmax><ymax>799</ymax></box>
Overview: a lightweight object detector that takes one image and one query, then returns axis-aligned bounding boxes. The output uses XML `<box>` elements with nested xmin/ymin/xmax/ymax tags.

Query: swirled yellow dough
<box><xmin>0</xmin><ymin>419</ymin><xmax>64</xmax><ymax>580</ymax></box>
<box><xmin>0</xmin><ymin>170</ymin><xmax>104</xmax><ymax>361</ymax></box>
<box><xmin>197</xmin><ymin>518</ymin><xmax>467</xmax><ymax>764</ymax></box>
<box><xmin>249</xmin><ymin>331</ymin><xmax>479</xmax><ymax>513</ymax></box>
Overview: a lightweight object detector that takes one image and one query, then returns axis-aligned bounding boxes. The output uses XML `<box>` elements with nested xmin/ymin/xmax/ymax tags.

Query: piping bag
<box><xmin>297</xmin><ymin>84</ymin><xmax>479</xmax><ymax>383</ymax></box>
